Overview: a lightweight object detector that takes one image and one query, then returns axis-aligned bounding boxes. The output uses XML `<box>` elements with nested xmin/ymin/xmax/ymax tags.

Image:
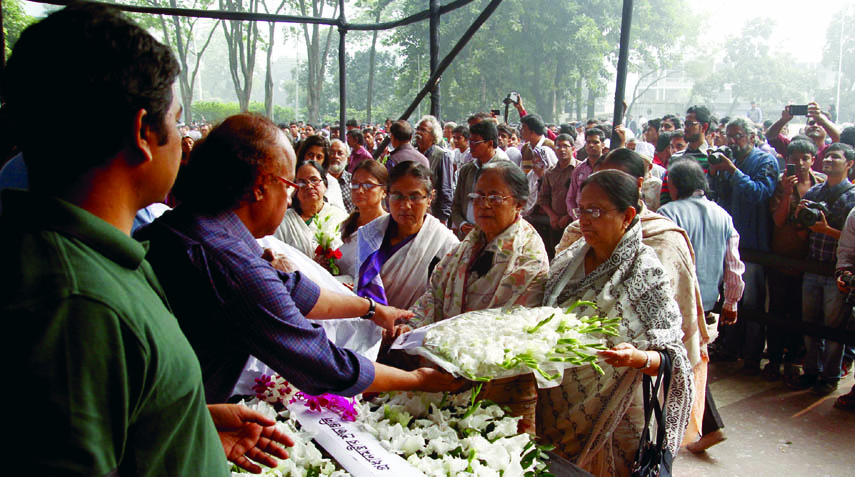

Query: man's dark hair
<box><xmin>668</xmin><ymin>157</ymin><xmax>710</xmax><ymax>200</ymax></box>
<box><xmin>470</xmin><ymin>121</ymin><xmax>499</xmax><ymax>148</ymax></box>
<box><xmin>686</xmin><ymin>105</ymin><xmax>711</xmax><ymax>129</ymax></box>
<box><xmin>602</xmin><ymin>148</ymin><xmax>647</xmax><ymax>180</ymax></box>
<box><xmin>390</xmin><ymin>120</ymin><xmax>414</xmax><ymax>142</ymax></box>
<box><xmin>555</xmin><ymin>133</ymin><xmax>575</xmax><ymax>145</ymax></box>
<box><xmin>839</xmin><ymin>126</ymin><xmax>855</xmax><ymax>147</ymax></box>
<box><xmin>662</xmin><ymin>114</ymin><xmax>682</xmax><ymax>129</ymax></box>
<box><xmin>585</xmin><ymin>127</ymin><xmax>606</xmax><ymax>142</ymax></box>
<box><xmin>786</xmin><ymin>138</ymin><xmax>818</xmax><ymax>157</ymax></box>
<box><xmin>520</xmin><ymin>113</ymin><xmax>546</xmax><ymax>136</ymax></box>
<box><xmin>345</xmin><ymin>119</ymin><xmax>359</xmax><ymax>128</ymax></box>
<box><xmin>656</xmin><ymin>131</ymin><xmax>674</xmax><ymax>153</ymax></box>
<box><xmin>558</xmin><ymin>124</ymin><xmax>577</xmax><ymax>141</ymax></box>
<box><xmin>172</xmin><ymin>114</ymin><xmax>283</xmax><ymax>214</ymax></box>
<box><xmin>595</xmin><ymin>124</ymin><xmax>612</xmax><ymax>140</ymax></box>
<box><xmin>826</xmin><ymin>142</ymin><xmax>855</xmax><ymax>162</ymax></box>
<box><xmin>346</xmin><ymin>129</ymin><xmax>365</xmax><ymax>146</ymax></box>
<box><xmin>647</xmin><ymin>118</ymin><xmax>662</xmax><ymax>132</ymax></box>
<box><xmin>2</xmin><ymin>2</ymin><xmax>179</xmax><ymax>187</ymax></box>
<box><xmin>497</xmin><ymin>123</ymin><xmax>516</xmax><ymax>139</ymax></box>
<box><xmin>453</xmin><ymin>125</ymin><xmax>471</xmax><ymax>139</ymax></box>
<box><xmin>670</xmin><ymin>129</ymin><xmax>685</xmax><ymax>141</ymax></box>
<box><xmin>586</xmin><ymin>119</ymin><xmax>600</xmax><ymax>127</ymax></box>
<box><xmin>581</xmin><ymin>169</ymin><xmax>641</xmax><ymax>215</ymax></box>
<box><xmin>362</xmin><ymin>126</ymin><xmax>375</xmax><ymax>136</ymax></box>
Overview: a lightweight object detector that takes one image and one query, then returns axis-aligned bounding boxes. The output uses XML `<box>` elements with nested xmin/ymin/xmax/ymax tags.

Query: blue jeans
<box><xmin>802</xmin><ymin>273</ymin><xmax>851</xmax><ymax>381</ymax></box>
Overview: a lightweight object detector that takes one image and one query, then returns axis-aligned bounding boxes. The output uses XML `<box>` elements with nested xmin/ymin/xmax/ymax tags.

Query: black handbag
<box><xmin>630</xmin><ymin>350</ymin><xmax>673</xmax><ymax>477</ymax></box>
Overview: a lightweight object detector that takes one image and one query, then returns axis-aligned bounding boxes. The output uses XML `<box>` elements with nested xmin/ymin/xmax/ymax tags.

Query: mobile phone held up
<box><xmin>787</xmin><ymin>164</ymin><xmax>796</xmax><ymax>176</ymax></box>
<box><xmin>788</xmin><ymin>104</ymin><xmax>809</xmax><ymax>116</ymax></box>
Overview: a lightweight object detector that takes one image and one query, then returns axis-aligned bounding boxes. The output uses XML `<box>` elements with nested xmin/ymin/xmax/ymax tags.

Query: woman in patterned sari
<box><xmin>410</xmin><ymin>161</ymin><xmax>550</xmax><ymax>432</ymax></box>
<box><xmin>538</xmin><ymin>170</ymin><xmax>693</xmax><ymax>476</ymax></box>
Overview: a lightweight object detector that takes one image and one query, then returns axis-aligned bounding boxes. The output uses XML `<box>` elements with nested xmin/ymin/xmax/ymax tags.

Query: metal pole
<box><xmin>611</xmin><ymin>0</ymin><xmax>633</xmax><ymax>148</ymax></box>
<box><xmin>429</xmin><ymin>0</ymin><xmax>440</xmax><ymax>119</ymax></box>
<box><xmin>373</xmin><ymin>0</ymin><xmax>505</xmax><ymax>158</ymax></box>
<box><xmin>338</xmin><ymin>0</ymin><xmax>346</xmax><ymax>142</ymax></box>
<box><xmin>836</xmin><ymin>17</ymin><xmax>844</xmax><ymax>122</ymax></box>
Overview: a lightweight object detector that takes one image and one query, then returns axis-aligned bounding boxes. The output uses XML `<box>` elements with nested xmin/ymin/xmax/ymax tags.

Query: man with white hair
<box><xmin>416</xmin><ymin>115</ymin><xmax>454</xmax><ymax>225</ymax></box>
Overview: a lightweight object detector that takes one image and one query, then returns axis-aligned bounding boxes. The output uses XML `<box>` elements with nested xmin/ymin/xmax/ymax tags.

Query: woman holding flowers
<box><xmin>538</xmin><ymin>169</ymin><xmax>693</xmax><ymax>476</ymax></box>
<box><xmin>409</xmin><ymin>160</ymin><xmax>549</xmax><ymax>431</ymax></box>
<box><xmin>274</xmin><ymin>160</ymin><xmax>348</xmax><ymax>267</ymax></box>
<box><xmin>355</xmin><ymin>161</ymin><xmax>458</xmax><ymax>310</ymax></box>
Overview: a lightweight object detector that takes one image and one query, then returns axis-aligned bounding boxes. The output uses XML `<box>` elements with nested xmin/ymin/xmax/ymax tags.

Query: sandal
<box><xmin>761</xmin><ymin>362</ymin><xmax>782</xmax><ymax>382</ymax></box>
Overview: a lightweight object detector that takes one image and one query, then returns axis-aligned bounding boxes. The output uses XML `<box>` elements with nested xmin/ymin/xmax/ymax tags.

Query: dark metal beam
<box><xmin>348</xmin><ymin>0</ymin><xmax>474</xmax><ymax>31</ymax></box>
<box><xmin>338</xmin><ymin>0</ymin><xmax>346</xmax><ymax>142</ymax></box>
<box><xmin>375</xmin><ymin>0</ymin><xmax>505</xmax><ymax>158</ymax></box>
<box><xmin>611</xmin><ymin>0</ymin><xmax>633</xmax><ymax>147</ymax></box>
<box><xmin>429</xmin><ymin>0</ymin><xmax>440</xmax><ymax>119</ymax></box>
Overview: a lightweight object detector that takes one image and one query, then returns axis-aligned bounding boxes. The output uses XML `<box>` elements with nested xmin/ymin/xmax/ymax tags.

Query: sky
<box><xmin>694</xmin><ymin>0</ymin><xmax>851</xmax><ymax>64</ymax></box>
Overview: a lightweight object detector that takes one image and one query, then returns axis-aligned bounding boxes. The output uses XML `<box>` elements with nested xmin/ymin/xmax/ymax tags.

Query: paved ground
<box><xmin>673</xmin><ymin>360</ymin><xmax>854</xmax><ymax>476</ymax></box>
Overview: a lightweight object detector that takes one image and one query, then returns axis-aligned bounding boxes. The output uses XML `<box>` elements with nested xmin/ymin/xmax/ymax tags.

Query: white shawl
<box><xmin>356</xmin><ymin>214</ymin><xmax>459</xmax><ymax>310</ymax></box>
<box><xmin>274</xmin><ymin>202</ymin><xmax>348</xmax><ymax>258</ymax></box>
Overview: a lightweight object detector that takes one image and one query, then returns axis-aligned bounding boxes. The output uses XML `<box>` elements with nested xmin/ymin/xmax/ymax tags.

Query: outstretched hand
<box><xmin>208</xmin><ymin>403</ymin><xmax>294</xmax><ymax>474</ymax></box>
<box><xmin>373</xmin><ymin>303</ymin><xmax>414</xmax><ymax>333</ymax></box>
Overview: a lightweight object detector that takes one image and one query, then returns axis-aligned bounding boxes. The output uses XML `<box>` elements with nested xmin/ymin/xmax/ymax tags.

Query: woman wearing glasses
<box><xmin>274</xmin><ymin>159</ymin><xmax>349</xmax><ymax>261</ymax></box>
<box><xmin>355</xmin><ymin>161</ymin><xmax>458</xmax><ymax>310</ymax></box>
<box><xmin>338</xmin><ymin>160</ymin><xmax>389</xmax><ymax>278</ymax></box>
<box><xmin>538</xmin><ymin>169</ymin><xmax>693</xmax><ymax>475</ymax></box>
<box><xmin>409</xmin><ymin>160</ymin><xmax>549</xmax><ymax>431</ymax></box>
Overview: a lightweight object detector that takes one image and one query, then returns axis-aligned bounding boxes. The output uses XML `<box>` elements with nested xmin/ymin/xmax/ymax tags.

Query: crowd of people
<box><xmin>3</xmin><ymin>4</ymin><xmax>853</xmax><ymax>477</ymax></box>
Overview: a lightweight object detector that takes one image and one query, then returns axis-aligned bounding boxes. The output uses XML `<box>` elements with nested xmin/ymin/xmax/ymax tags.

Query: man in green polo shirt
<box><xmin>1</xmin><ymin>3</ymin><xmax>290</xmax><ymax>475</ymax></box>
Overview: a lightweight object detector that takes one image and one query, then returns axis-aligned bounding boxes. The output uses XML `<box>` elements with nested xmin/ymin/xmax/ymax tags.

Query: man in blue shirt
<box><xmin>708</xmin><ymin>117</ymin><xmax>779</xmax><ymax>373</ymax></box>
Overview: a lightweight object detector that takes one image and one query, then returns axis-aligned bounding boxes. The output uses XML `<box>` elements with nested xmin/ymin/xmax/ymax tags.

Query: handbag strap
<box><xmin>634</xmin><ymin>350</ymin><xmax>673</xmax><ymax>456</ymax></box>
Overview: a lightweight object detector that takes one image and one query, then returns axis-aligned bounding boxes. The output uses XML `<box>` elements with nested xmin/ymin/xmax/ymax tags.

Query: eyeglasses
<box><xmin>350</xmin><ymin>182</ymin><xmax>383</xmax><ymax>191</ymax></box>
<box><xmin>468</xmin><ymin>193</ymin><xmax>513</xmax><ymax>206</ymax></box>
<box><xmin>726</xmin><ymin>133</ymin><xmax>746</xmax><ymax>141</ymax></box>
<box><xmin>296</xmin><ymin>177</ymin><xmax>323</xmax><ymax>188</ymax></box>
<box><xmin>573</xmin><ymin>207</ymin><xmax>616</xmax><ymax>218</ymax></box>
<box><xmin>272</xmin><ymin>175</ymin><xmax>300</xmax><ymax>195</ymax></box>
<box><xmin>389</xmin><ymin>192</ymin><xmax>428</xmax><ymax>203</ymax></box>
<box><xmin>684</xmin><ymin>120</ymin><xmax>699</xmax><ymax>127</ymax></box>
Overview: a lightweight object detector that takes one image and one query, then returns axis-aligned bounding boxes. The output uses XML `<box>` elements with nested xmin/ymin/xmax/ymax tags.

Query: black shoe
<box><xmin>788</xmin><ymin>373</ymin><xmax>818</xmax><ymax>390</ymax></box>
<box><xmin>811</xmin><ymin>379</ymin><xmax>839</xmax><ymax>396</ymax></box>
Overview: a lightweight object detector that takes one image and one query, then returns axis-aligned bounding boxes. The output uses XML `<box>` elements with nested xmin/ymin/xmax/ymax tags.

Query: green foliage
<box><xmin>822</xmin><ymin>6</ymin><xmax>855</xmax><ymax>120</ymax></box>
<box><xmin>4</xmin><ymin>0</ymin><xmax>36</xmax><ymax>60</ymax></box>
<box><xmin>192</xmin><ymin>100</ymin><xmax>294</xmax><ymax>122</ymax></box>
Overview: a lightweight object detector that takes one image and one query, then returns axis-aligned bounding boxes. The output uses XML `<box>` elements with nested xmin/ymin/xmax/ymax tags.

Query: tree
<box><xmin>3</xmin><ymin>0</ymin><xmax>35</xmax><ymax>60</ymax></box>
<box><xmin>691</xmin><ymin>19</ymin><xmax>814</xmax><ymax>117</ymax></box>
<box><xmin>220</xmin><ymin>0</ymin><xmax>262</xmax><ymax>112</ymax></box>
<box><xmin>822</xmin><ymin>7</ymin><xmax>855</xmax><ymax>121</ymax></box>
<box><xmin>295</xmin><ymin>0</ymin><xmax>339</xmax><ymax>123</ymax></box>
<box><xmin>261</xmin><ymin>0</ymin><xmax>288</xmax><ymax>118</ymax></box>
<box><xmin>137</xmin><ymin>0</ymin><xmax>220</xmax><ymax>124</ymax></box>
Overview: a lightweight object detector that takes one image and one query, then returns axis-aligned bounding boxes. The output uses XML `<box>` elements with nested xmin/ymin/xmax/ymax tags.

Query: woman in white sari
<box><xmin>538</xmin><ymin>170</ymin><xmax>693</xmax><ymax>476</ymax></box>
<box><xmin>356</xmin><ymin>161</ymin><xmax>458</xmax><ymax>310</ymax></box>
<box><xmin>274</xmin><ymin>160</ymin><xmax>348</xmax><ymax>259</ymax></box>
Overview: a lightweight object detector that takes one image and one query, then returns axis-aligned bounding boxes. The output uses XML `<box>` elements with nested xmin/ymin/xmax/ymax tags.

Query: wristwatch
<box><xmin>361</xmin><ymin>297</ymin><xmax>376</xmax><ymax>320</ymax></box>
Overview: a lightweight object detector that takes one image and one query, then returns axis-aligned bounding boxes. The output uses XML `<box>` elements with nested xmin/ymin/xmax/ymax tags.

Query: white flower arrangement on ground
<box><xmin>355</xmin><ymin>388</ymin><xmax>553</xmax><ymax>477</ymax></box>
<box><xmin>396</xmin><ymin>301</ymin><xmax>620</xmax><ymax>386</ymax></box>
<box><xmin>230</xmin><ymin>399</ymin><xmax>351</xmax><ymax>477</ymax></box>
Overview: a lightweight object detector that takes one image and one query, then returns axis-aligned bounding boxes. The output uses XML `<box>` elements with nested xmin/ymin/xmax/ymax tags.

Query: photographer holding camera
<box><xmin>766</xmin><ymin>102</ymin><xmax>841</xmax><ymax>167</ymax></box>
<box><xmin>708</xmin><ymin>117</ymin><xmax>779</xmax><ymax>372</ymax></box>
<box><xmin>789</xmin><ymin>143</ymin><xmax>855</xmax><ymax>395</ymax></box>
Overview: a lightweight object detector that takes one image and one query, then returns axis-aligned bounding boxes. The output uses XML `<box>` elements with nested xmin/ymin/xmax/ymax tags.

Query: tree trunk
<box><xmin>367</xmin><ymin>2</ymin><xmax>390</xmax><ymax>124</ymax></box>
<box><xmin>300</xmin><ymin>0</ymin><xmax>338</xmax><ymax>123</ymax></box>
<box><xmin>264</xmin><ymin>20</ymin><xmax>275</xmax><ymax>118</ymax></box>
<box><xmin>575</xmin><ymin>76</ymin><xmax>582</xmax><ymax>120</ymax></box>
<box><xmin>586</xmin><ymin>86</ymin><xmax>596</xmax><ymax>119</ymax></box>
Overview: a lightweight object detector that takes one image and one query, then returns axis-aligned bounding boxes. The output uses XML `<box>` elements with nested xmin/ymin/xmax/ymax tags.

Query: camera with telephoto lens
<box><xmin>502</xmin><ymin>91</ymin><xmax>520</xmax><ymax>105</ymax></box>
<box><xmin>796</xmin><ymin>200</ymin><xmax>831</xmax><ymax>227</ymax></box>
<box><xmin>706</xmin><ymin>146</ymin><xmax>733</xmax><ymax>165</ymax></box>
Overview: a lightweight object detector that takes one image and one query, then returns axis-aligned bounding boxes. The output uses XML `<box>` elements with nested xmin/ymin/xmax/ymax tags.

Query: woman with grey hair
<box><xmin>410</xmin><ymin>160</ymin><xmax>549</xmax><ymax>431</ymax></box>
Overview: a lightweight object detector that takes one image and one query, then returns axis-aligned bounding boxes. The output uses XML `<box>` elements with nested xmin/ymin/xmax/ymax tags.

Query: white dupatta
<box><xmin>274</xmin><ymin>202</ymin><xmax>348</xmax><ymax>258</ymax></box>
<box><xmin>356</xmin><ymin>214</ymin><xmax>458</xmax><ymax>310</ymax></box>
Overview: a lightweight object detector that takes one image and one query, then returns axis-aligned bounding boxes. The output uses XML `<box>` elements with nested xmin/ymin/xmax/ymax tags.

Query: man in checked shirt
<box><xmin>789</xmin><ymin>143</ymin><xmax>855</xmax><ymax>396</ymax></box>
